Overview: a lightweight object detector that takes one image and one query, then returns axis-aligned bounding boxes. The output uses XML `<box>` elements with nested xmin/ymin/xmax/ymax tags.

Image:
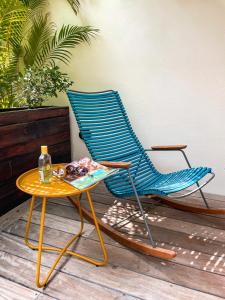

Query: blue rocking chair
<box><xmin>67</xmin><ymin>90</ymin><xmax>217</xmax><ymax>259</ymax></box>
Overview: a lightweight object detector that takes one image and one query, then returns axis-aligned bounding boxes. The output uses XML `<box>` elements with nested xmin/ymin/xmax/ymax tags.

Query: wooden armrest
<box><xmin>100</xmin><ymin>161</ymin><xmax>132</xmax><ymax>169</ymax></box>
<box><xmin>151</xmin><ymin>145</ymin><xmax>187</xmax><ymax>150</ymax></box>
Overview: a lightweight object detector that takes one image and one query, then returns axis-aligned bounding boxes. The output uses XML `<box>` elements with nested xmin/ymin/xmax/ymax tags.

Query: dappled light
<box><xmin>99</xmin><ymin>194</ymin><xmax>225</xmax><ymax>275</ymax></box>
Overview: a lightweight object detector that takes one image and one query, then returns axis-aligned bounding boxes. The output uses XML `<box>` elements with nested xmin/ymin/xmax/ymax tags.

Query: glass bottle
<box><xmin>38</xmin><ymin>145</ymin><xmax>52</xmax><ymax>183</ymax></box>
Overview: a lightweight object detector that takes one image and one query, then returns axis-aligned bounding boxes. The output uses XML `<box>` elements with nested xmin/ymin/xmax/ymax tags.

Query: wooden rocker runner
<box><xmin>67</xmin><ymin>90</ymin><xmax>220</xmax><ymax>260</ymax></box>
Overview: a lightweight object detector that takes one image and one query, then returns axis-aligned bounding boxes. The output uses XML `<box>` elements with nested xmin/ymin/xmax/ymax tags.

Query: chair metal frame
<box><xmin>125</xmin><ymin>149</ymin><xmax>215</xmax><ymax>249</ymax></box>
<box><xmin>145</xmin><ymin>148</ymin><xmax>215</xmax><ymax>201</ymax></box>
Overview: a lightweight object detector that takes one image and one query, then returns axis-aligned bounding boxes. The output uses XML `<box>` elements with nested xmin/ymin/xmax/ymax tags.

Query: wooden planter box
<box><xmin>0</xmin><ymin>106</ymin><xmax>71</xmax><ymax>215</ymax></box>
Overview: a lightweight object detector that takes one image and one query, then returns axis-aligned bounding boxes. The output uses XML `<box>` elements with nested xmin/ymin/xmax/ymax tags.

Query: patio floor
<box><xmin>1</xmin><ymin>183</ymin><xmax>225</xmax><ymax>300</ymax></box>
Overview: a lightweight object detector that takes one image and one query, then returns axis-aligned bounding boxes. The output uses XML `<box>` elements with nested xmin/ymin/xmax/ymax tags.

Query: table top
<box><xmin>16</xmin><ymin>164</ymin><xmax>97</xmax><ymax>198</ymax></box>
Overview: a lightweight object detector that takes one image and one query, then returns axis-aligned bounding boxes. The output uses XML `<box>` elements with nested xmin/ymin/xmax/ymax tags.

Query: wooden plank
<box><xmin>35</xmin><ymin>201</ymin><xmax>85</xmax><ymax>222</ymax></box>
<box><xmin>0</xmin><ymin>199</ymin><xmax>31</xmax><ymax>231</ymax></box>
<box><xmin>176</xmin><ymin>189</ymin><xmax>225</xmax><ymax>203</ymax></box>
<box><xmin>42</xmin><ymin>199</ymin><xmax>225</xmax><ymax>245</ymax></box>
<box><xmin>89</xmin><ymin>229</ymin><xmax>225</xmax><ymax>276</ymax></box>
<box><xmin>3</xmin><ymin>184</ymin><xmax>225</xmax><ymax>298</ymax></box>
<box><xmin>92</xmin><ymin>182</ymin><xmax>225</xmax><ymax>204</ymax></box>
<box><xmin>0</xmin><ymin>233</ymin><xmax>222</xmax><ymax>300</ymax></box>
<box><xmin>91</xmin><ymin>188</ymin><xmax>225</xmax><ymax>213</ymax></box>
<box><xmin>20</xmin><ymin>210</ymin><xmax>94</xmax><ymax>236</ymax></box>
<box><xmin>0</xmin><ymin>107</ymin><xmax>69</xmax><ymax>126</ymax></box>
<box><xmin>155</xmin><ymin>192</ymin><xmax>225</xmax><ymax>209</ymax></box>
<box><xmin>11</xmin><ymin>141</ymin><xmax>71</xmax><ymax>178</ymax></box>
<box><xmin>142</xmin><ymin>203</ymin><xmax>225</xmax><ymax>229</ymax></box>
<box><xmin>0</xmin><ymin>106</ymin><xmax>71</xmax><ymax>215</ymax></box>
<box><xmin>83</xmin><ymin>192</ymin><xmax>225</xmax><ymax>229</ymax></box>
<box><xmin>69</xmin><ymin>197</ymin><xmax>176</xmax><ymax>259</ymax></box>
<box><xmin>152</xmin><ymin>195</ymin><xmax>225</xmax><ymax>215</ymax></box>
<box><xmin>0</xmin><ymin>198</ymin><xmax>41</xmax><ymax>230</ymax></box>
<box><xmin>0</xmin><ymin>131</ymin><xmax>70</xmax><ymax>161</ymax></box>
<box><xmin>82</xmin><ymin>187</ymin><xmax>225</xmax><ymax>219</ymax></box>
<box><xmin>0</xmin><ymin>249</ymin><xmax>135</xmax><ymax>300</ymax></box>
<box><xmin>0</xmin><ymin>276</ymin><xmax>40</xmax><ymax>300</ymax></box>
<box><xmin>0</xmin><ymin>116</ymin><xmax>69</xmax><ymax>149</ymax></box>
<box><xmin>0</xmin><ymin>149</ymin><xmax>71</xmax><ymax>203</ymax></box>
<box><xmin>3</xmin><ymin>185</ymin><xmax>225</xmax><ymax>298</ymax></box>
<box><xmin>116</xmin><ymin>217</ymin><xmax>225</xmax><ymax>259</ymax></box>
<box><xmin>91</xmin><ymin>182</ymin><xmax>108</xmax><ymax>194</ymax></box>
<box><xmin>35</xmin><ymin>294</ymin><xmax>56</xmax><ymax>300</ymax></box>
<box><xmin>19</xmin><ymin>208</ymin><xmax>225</xmax><ymax>277</ymax></box>
<box><xmin>0</xmin><ymin>161</ymin><xmax>12</xmax><ymax>181</ymax></box>
<box><xmin>53</xmin><ymin>192</ymin><xmax>225</xmax><ymax>221</ymax></box>
<box><xmin>49</xmin><ymin>194</ymin><xmax>225</xmax><ymax>231</ymax></box>
<box><xmin>33</xmin><ymin>200</ymin><xmax>225</xmax><ymax>258</ymax></box>
<box><xmin>0</xmin><ymin>179</ymin><xmax>18</xmax><ymax>199</ymax></box>
<box><xmin>0</xmin><ymin>190</ymin><xmax>30</xmax><ymax>217</ymax></box>
<box><xmin>37</xmin><ymin>198</ymin><xmax>139</xmax><ymax>225</ymax></box>
<box><xmin>2</xmin><ymin>222</ymin><xmax>221</xmax><ymax>290</ymax></box>
<box><xmin>5</xmin><ymin>219</ymin><xmax>90</xmax><ymax>249</ymax></box>
<box><xmin>3</xmin><ymin>219</ymin><xmax>225</xmax><ymax>296</ymax></box>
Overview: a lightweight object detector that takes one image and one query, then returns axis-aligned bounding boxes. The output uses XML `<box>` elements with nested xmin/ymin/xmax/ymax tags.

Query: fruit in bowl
<box><xmin>65</xmin><ymin>157</ymin><xmax>104</xmax><ymax>179</ymax></box>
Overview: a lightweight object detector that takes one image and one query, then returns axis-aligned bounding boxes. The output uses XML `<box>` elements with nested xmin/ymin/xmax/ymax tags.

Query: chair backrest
<box><xmin>67</xmin><ymin>90</ymin><xmax>159</xmax><ymax>195</ymax></box>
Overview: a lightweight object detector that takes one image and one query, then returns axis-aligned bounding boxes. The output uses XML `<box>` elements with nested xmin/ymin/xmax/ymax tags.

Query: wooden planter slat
<box><xmin>0</xmin><ymin>161</ymin><xmax>12</xmax><ymax>181</ymax></box>
<box><xmin>0</xmin><ymin>107</ymin><xmax>71</xmax><ymax>215</ymax></box>
<box><xmin>0</xmin><ymin>107</ymin><xmax>68</xmax><ymax>126</ymax></box>
<box><xmin>0</xmin><ymin>115</ymin><xmax>69</xmax><ymax>148</ymax></box>
<box><xmin>0</xmin><ymin>131</ymin><xmax>70</xmax><ymax>161</ymax></box>
<box><xmin>11</xmin><ymin>141</ymin><xmax>71</xmax><ymax>177</ymax></box>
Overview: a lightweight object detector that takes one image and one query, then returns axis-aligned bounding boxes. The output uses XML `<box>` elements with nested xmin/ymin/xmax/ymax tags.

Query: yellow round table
<box><xmin>16</xmin><ymin>165</ymin><xmax>108</xmax><ymax>288</ymax></box>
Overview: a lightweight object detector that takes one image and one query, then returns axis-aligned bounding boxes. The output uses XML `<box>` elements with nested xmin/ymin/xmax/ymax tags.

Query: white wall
<box><xmin>48</xmin><ymin>0</ymin><xmax>225</xmax><ymax>195</ymax></box>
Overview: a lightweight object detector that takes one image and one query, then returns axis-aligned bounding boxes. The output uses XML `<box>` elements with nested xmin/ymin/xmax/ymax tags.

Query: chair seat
<box><xmin>106</xmin><ymin>167</ymin><xmax>212</xmax><ymax>197</ymax></box>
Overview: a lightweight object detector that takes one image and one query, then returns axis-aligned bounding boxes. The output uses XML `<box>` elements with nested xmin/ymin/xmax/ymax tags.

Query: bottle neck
<box><xmin>41</xmin><ymin>146</ymin><xmax>48</xmax><ymax>155</ymax></box>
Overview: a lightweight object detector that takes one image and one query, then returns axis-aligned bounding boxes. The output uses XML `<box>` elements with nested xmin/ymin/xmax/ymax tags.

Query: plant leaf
<box><xmin>23</xmin><ymin>13</ymin><xmax>55</xmax><ymax>67</ymax></box>
<box><xmin>66</xmin><ymin>0</ymin><xmax>80</xmax><ymax>15</ymax></box>
<box><xmin>35</xmin><ymin>24</ymin><xmax>98</xmax><ymax>67</ymax></box>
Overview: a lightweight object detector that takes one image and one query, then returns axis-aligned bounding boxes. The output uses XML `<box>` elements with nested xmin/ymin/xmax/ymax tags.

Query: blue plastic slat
<box><xmin>67</xmin><ymin>90</ymin><xmax>212</xmax><ymax>198</ymax></box>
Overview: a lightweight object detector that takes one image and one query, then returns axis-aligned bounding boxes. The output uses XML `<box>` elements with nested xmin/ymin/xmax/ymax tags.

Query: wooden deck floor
<box><xmin>1</xmin><ymin>183</ymin><xmax>225</xmax><ymax>300</ymax></box>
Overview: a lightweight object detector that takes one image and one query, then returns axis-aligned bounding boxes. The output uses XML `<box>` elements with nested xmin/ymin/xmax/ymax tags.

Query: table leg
<box><xmin>68</xmin><ymin>191</ymin><xmax>108</xmax><ymax>266</ymax></box>
<box><xmin>25</xmin><ymin>195</ymin><xmax>84</xmax><ymax>252</ymax></box>
<box><xmin>24</xmin><ymin>195</ymin><xmax>36</xmax><ymax>250</ymax></box>
<box><xmin>85</xmin><ymin>191</ymin><xmax>108</xmax><ymax>265</ymax></box>
<box><xmin>36</xmin><ymin>196</ymin><xmax>47</xmax><ymax>287</ymax></box>
<box><xmin>24</xmin><ymin>193</ymin><xmax>108</xmax><ymax>288</ymax></box>
<box><xmin>35</xmin><ymin>196</ymin><xmax>86</xmax><ymax>288</ymax></box>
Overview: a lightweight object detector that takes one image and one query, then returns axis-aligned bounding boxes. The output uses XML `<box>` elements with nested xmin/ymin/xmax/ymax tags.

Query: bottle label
<box><xmin>39</xmin><ymin>170</ymin><xmax>45</xmax><ymax>182</ymax></box>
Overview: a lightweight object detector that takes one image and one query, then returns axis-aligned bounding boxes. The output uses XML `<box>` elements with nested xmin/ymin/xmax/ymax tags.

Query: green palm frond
<box><xmin>0</xmin><ymin>0</ymin><xmax>99</xmax><ymax>108</ymax></box>
<box><xmin>23</xmin><ymin>14</ymin><xmax>54</xmax><ymax>67</ymax></box>
<box><xmin>20</xmin><ymin>0</ymin><xmax>48</xmax><ymax>19</ymax></box>
<box><xmin>35</xmin><ymin>24</ymin><xmax>98</xmax><ymax>67</ymax></box>
<box><xmin>66</xmin><ymin>0</ymin><xmax>80</xmax><ymax>15</ymax></box>
<box><xmin>1</xmin><ymin>0</ymin><xmax>97</xmax><ymax>72</ymax></box>
<box><xmin>19</xmin><ymin>0</ymin><xmax>47</xmax><ymax>9</ymax></box>
<box><xmin>0</xmin><ymin>0</ymin><xmax>26</xmax><ymax>17</ymax></box>
<box><xmin>0</xmin><ymin>1</ymin><xmax>27</xmax><ymax>48</ymax></box>
<box><xmin>0</xmin><ymin>0</ymin><xmax>27</xmax><ymax>81</ymax></box>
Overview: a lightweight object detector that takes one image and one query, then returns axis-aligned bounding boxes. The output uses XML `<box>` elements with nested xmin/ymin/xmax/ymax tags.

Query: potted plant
<box><xmin>0</xmin><ymin>0</ymin><xmax>97</xmax><ymax>214</ymax></box>
<box><xmin>0</xmin><ymin>0</ymin><xmax>97</xmax><ymax>108</ymax></box>
<box><xmin>15</xmin><ymin>65</ymin><xmax>74</xmax><ymax>108</ymax></box>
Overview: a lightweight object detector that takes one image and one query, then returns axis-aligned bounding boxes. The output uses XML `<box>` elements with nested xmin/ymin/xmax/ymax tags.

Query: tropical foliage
<box><xmin>0</xmin><ymin>0</ymin><xmax>97</xmax><ymax>108</ymax></box>
<box><xmin>66</xmin><ymin>0</ymin><xmax>80</xmax><ymax>15</ymax></box>
<box><xmin>15</xmin><ymin>65</ymin><xmax>74</xmax><ymax>107</ymax></box>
